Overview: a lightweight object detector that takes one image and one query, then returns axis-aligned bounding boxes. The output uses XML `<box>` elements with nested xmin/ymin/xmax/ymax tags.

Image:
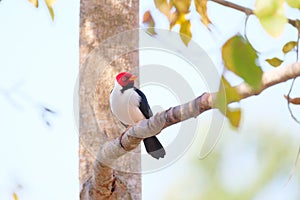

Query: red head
<box><xmin>116</xmin><ymin>72</ymin><xmax>137</xmax><ymax>87</ymax></box>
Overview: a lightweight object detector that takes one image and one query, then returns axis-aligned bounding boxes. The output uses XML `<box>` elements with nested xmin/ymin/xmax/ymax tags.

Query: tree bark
<box><xmin>79</xmin><ymin>0</ymin><xmax>140</xmax><ymax>199</ymax></box>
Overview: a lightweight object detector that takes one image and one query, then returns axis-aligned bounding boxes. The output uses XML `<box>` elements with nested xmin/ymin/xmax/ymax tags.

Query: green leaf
<box><xmin>222</xmin><ymin>35</ymin><xmax>263</xmax><ymax>91</ymax></box>
<box><xmin>215</xmin><ymin>77</ymin><xmax>241</xmax><ymax>112</ymax></box>
<box><xmin>254</xmin><ymin>0</ymin><xmax>287</xmax><ymax>37</ymax></box>
<box><xmin>45</xmin><ymin>0</ymin><xmax>57</xmax><ymax>20</ymax></box>
<box><xmin>28</xmin><ymin>0</ymin><xmax>39</xmax><ymax>7</ymax></box>
<box><xmin>286</xmin><ymin>0</ymin><xmax>300</xmax><ymax>9</ymax></box>
<box><xmin>179</xmin><ymin>18</ymin><xmax>192</xmax><ymax>46</ymax></box>
<box><xmin>215</xmin><ymin>77</ymin><xmax>242</xmax><ymax>128</ymax></box>
<box><xmin>194</xmin><ymin>0</ymin><xmax>211</xmax><ymax>28</ymax></box>
<box><xmin>265</xmin><ymin>57</ymin><xmax>283</xmax><ymax>67</ymax></box>
<box><xmin>282</xmin><ymin>41</ymin><xmax>297</xmax><ymax>53</ymax></box>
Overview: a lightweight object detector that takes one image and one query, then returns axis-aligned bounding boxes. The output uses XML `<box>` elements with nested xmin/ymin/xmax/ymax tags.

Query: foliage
<box><xmin>286</xmin><ymin>0</ymin><xmax>300</xmax><ymax>9</ymax></box>
<box><xmin>143</xmin><ymin>11</ymin><xmax>156</xmax><ymax>35</ymax></box>
<box><xmin>265</xmin><ymin>41</ymin><xmax>297</xmax><ymax>67</ymax></box>
<box><xmin>28</xmin><ymin>0</ymin><xmax>57</xmax><ymax>20</ymax></box>
<box><xmin>146</xmin><ymin>0</ymin><xmax>300</xmax><ymax>128</ymax></box>
<box><xmin>254</xmin><ymin>0</ymin><xmax>287</xmax><ymax>37</ymax></box>
<box><xmin>13</xmin><ymin>192</ymin><xmax>18</xmax><ymax>200</ymax></box>
<box><xmin>215</xmin><ymin>77</ymin><xmax>241</xmax><ymax>128</ymax></box>
<box><xmin>222</xmin><ymin>36</ymin><xmax>263</xmax><ymax>90</ymax></box>
<box><xmin>265</xmin><ymin>57</ymin><xmax>283</xmax><ymax>67</ymax></box>
<box><xmin>285</xmin><ymin>95</ymin><xmax>300</xmax><ymax>105</ymax></box>
<box><xmin>282</xmin><ymin>41</ymin><xmax>298</xmax><ymax>54</ymax></box>
<box><xmin>194</xmin><ymin>0</ymin><xmax>210</xmax><ymax>28</ymax></box>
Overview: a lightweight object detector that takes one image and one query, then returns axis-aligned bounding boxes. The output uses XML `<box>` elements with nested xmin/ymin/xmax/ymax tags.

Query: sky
<box><xmin>0</xmin><ymin>0</ymin><xmax>300</xmax><ymax>200</ymax></box>
<box><xmin>0</xmin><ymin>0</ymin><xmax>79</xmax><ymax>199</ymax></box>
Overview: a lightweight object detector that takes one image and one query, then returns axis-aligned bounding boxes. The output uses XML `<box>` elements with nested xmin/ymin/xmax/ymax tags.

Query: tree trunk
<box><xmin>79</xmin><ymin>0</ymin><xmax>140</xmax><ymax>199</ymax></box>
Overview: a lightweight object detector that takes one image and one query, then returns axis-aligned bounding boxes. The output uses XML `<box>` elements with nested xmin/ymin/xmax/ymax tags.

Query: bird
<box><xmin>110</xmin><ymin>71</ymin><xmax>166</xmax><ymax>159</ymax></box>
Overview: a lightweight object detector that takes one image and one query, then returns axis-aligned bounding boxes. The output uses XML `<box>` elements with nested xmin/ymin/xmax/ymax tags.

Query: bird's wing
<box><xmin>134</xmin><ymin>87</ymin><xmax>166</xmax><ymax>159</ymax></box>
<box><xmin>134</xmin><ymin>87</ymin><xmax>153</xmax><ymax>118</ymax></box>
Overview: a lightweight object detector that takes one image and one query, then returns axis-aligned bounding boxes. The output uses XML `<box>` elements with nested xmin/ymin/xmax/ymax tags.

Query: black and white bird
<box><xmin>110</xmin><ymin>71</ymin><xmax>166</xmax><ymax>159</ymax></box>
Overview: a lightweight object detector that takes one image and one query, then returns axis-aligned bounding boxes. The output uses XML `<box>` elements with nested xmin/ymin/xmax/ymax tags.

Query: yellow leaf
<box><xmin>215</xmin><ymin>77</ymin><xmax>241</xmax><ymax>113</ymax></box>
<box><xmin>254</xmin><ymin>0</ymin><xmax>287</xmax><ymax>37</ymax></box>
<box><xmin>194</xmin><ymin>0</ymin><xmax>211</xmax><ymax>27</ymax></box>
<box><xmin>13</xmin><ymin>192</ymin><xmax>19</xmax><ymax>200</ymax></box>
<box><xmin>169</xmin><ymin>11</ymin><xmax>179</xmax><ymax>29</ymax></box>
<box><xmin>154</xmin><ymin>0</ymin><xmax>172</xmax><ymax>19</ymax></box>
<box><xmin>259</xmin><ymin>15</ymin><xmax>287</xmax><ymax>37</ymax></box>
<box><xmin>227</xmin><ymin>108</ymin><xmax>241</xmax><ymax>128</ymax></box>
<box><xmin>172</xmin><ymin>0</ymin><xmax>191</xmax><ymax>14</ymax></box>
<box><xmin>215</xmin><ymin>77</ymin><xmax>242</xmax><ymax>128</ymax></box>
<box><xmin>45</xmin><ymin>0</ymin><xmax>56</xmax><ymax>5</ymax></box>
<box><xmin>282</xmin><ymin>41</ymin><xmax>297</xmax><ymax>53</ymax></box>
<box><xmin>255</xmin><ymin>0</ymin><xmax>280</xmax><ymax>17</ymax></box>
<box><xmin>45</xmin><ymin>0</ymin><xmax>57</xmax><ymax>20</ymax></box>
<box><xmin>179</xmin><ymin>19</ymin><xmax>192</xmax><ymax>46</ymax></box>
<box><xmin>265</xmin><ymin>57</ymin><xmax>283</xmax><ymax>67</ymax></box>
<box><xmin>28</xmin><ymin>0</ymin><xmax>39</xmax><ymax>7</ymax></box>
<box><xmin>286</xmin><ymin>0</ymin><xmax>300</xmax><ymax>9</ymax></box>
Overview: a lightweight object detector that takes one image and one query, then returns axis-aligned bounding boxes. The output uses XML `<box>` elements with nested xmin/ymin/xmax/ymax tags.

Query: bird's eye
<box><xmin>122</xmin><ymin>76</ymin><xmax>128</xmax><ymax>81</ymax></box>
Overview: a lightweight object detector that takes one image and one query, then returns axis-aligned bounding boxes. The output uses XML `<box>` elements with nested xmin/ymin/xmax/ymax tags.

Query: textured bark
<box><xmin>79</xmin><ymin>0</ymin><xmax>140</xmax><ymax>199</ymax></box>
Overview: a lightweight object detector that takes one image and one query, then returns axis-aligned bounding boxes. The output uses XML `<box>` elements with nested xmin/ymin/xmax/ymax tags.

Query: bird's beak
<box><xmin>129</xmin><ymin>75</ymin><xmax>137</xmax><ymax>81</ymax></box>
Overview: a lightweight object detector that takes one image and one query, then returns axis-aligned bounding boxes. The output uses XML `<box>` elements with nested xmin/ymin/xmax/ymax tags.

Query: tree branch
<box><xmin>233</xmin><ymin>62</ymin><xmax>300</xmax><ymax>100</ymax></box>
<box><xmin>81</xmin><ymin>61</ymin><xmax>300</xmax><ymax>198</ymax></box>
<box><xmin>209</xmin><ymin>0</ymin><xmax>297</xmax><ymax>28</ymax></box>
<box><xmin>209</xmin><ymin>0</ymin><xmax>253</xmax><ymax>15</ymax></box>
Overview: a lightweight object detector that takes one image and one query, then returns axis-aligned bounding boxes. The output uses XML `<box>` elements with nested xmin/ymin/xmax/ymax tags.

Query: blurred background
<box><xmin>0</xmin><ymin>0</ymin><xmax>300</xmax><ymax>200</ymax></box>
<box><xmin>0</xmin><ymin>0</ymin><xmax>79</xmax><ymax>199</ymax></box>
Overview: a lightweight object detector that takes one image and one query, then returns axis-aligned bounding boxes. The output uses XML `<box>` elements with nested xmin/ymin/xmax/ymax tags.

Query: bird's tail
<box><xmin>143</xmin><ymin>136</ymin><xmax>166</xmax><ymax>159</ymax></box>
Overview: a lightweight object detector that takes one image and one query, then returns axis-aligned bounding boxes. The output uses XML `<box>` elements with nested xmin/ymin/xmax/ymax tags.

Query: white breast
<box><xmin>110</xmin><ymin>83</ymin><xmax>145</xmax><ymax>125</ymax></box>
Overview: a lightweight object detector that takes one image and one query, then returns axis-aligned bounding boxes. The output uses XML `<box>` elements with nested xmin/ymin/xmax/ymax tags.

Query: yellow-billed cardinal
<box><xmin>110</xmin><ymin>72</ymin><xmax>166</xmax><ymax>159</ymax></box>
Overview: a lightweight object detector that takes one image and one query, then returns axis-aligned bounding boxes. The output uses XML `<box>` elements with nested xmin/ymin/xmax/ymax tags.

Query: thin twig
<box><xmin>209</xmin><ymin>0</ymin><xmax>253</xmax><ymax>15</ymax></box>
<box><xmin>284</xmin><ymin>145</ymin><xmax>300</xmax><ymax>187</ymax></box>
<box><xmin>243</xmin><ymin>15</ymin><xmax>251</xmax><ymax>44</ymax></box>
<box><xmin>284</xmin><ymin>25</ymin><xmax>300</xmax><ymax>186</ymax></box>
<box><xmin>287</xmin><ymin>79</ymin><xmax>300</xmax><ymax>123</ymax></box>
<box><xmin>286</xmin><ymin>32</ymin><xmax>300</xmax><ymax>124</ymax></box>
<box><xmin>0</xmin><ymin>81</ymin><xmax>57</xmax><ymax>127</ymax></box>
